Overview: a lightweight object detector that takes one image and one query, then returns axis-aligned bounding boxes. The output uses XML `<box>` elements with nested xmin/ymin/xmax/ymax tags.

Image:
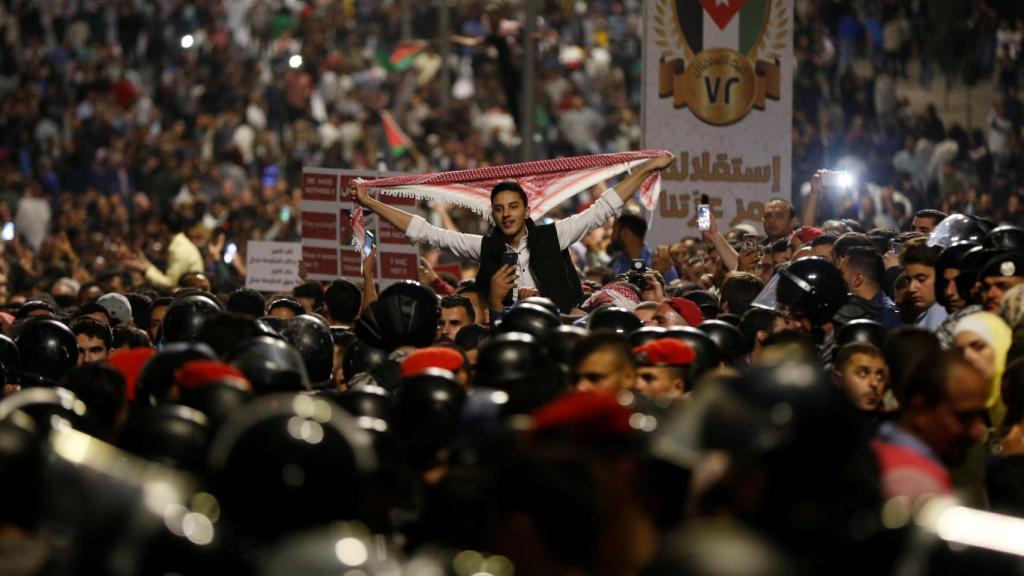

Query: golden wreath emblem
<box><xmin>653</xmin><ymin>0</ymin><xmax>787</xmax><ymax>126</ymax></box>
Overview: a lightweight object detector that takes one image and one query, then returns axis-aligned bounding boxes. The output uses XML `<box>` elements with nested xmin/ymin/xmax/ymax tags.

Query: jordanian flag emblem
<box><xmin>677</xmin><ymin>0</ymin><xmax>770</xmax><ymax>56</ymax></box>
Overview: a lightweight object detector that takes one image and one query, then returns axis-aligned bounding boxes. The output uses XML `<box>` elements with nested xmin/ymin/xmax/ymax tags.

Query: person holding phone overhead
<box><xmin>352</xmin><ymin>156</ymin><xmax>674</xmax><ymax>316</ymax></box>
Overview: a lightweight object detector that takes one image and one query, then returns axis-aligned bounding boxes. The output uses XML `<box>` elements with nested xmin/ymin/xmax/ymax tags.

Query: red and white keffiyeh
<box><xmin>351</xmin><ymin>150</ymin><xmax>671</xmax><ymax>253</ymax></box>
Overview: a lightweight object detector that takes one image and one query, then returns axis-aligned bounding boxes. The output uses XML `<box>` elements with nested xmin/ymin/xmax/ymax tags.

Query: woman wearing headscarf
<box><xmin>954</xmin><ymin>311</ymin><xmax>1012</xmax><ymax>431</ymax></box>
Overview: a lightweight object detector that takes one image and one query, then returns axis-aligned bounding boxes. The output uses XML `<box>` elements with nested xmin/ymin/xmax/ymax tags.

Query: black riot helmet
<box><xmin>342</xmin><ymin>339</ymin><xmax>389</xmax><ymax>383</ymax></box>
<box><xmin>776</xmin><ymin>257</ymin><xmax>848</xmax><ymax>326</ymax></box>
<box><xmin>985</xmin><ymin>225</ymin><xmax>1024</xmax><ymax>252</ymax></box>
<box><xmin>355</xmin><ymin>281</ymin><xmax>439</xmax><ymax>351</ymax></box>
<box><xmin>0</xmin><ymin>414</ymin><xmax>44</xmax><ymax>530</ymax></box>
<box><xmin>135</xmin><ymin>342</ymin><xmax>217</xmax><ymax>406</ymax></box>
<box><xmin>520</xmin><ymin>296</ymin><xmax>560</xmax><ymax>316</ymax></box>
<box><xmin>178</xmin><ymin>383</ymin><xmax>253</xmax><ymax>435</ymax></box>
<box><xmin>208</xmin><ymin>394</ymin><xmax>378</xmax><ymax>541</ymax></box>
<box><xmin>664</xmin><ymin>326</ymin><xmax>721</xmax><ymax>384</ymax></box>
<box><xmin>227</xmin><ymin>336</ymin><xmax>311</xmax><ymax>394</ymax></box>
<box><xmin>256</xmin><ymin>315</ymin><xmax>286</xmax><ymax>337</ymax></box>
<box><xmin>0</xmin><ymin>334</ymin><xmax>20</xmax><ymax>384</ymax></box>
<box><xmin>16</xmin><ymin>318</ymin><xmax>77</xmax><ymax>387</ymax></box>
<box><xmin>280</xmin><ymin>314</ymin><xmax>335</xmax><ymax>388</ymax></box>
<box><xmin>629</xmin><ymin>326</ymin><xmax>668</xmax><ymax>348</ymax></box>
<box><xmin>540</xmin><ymin>325</ymin><xmax>588</xmax><ymax>393</ymax></box>
<box><xmin>587</xmin><ymin>305</ymin><xmax>642</xmax><ymax>333</ymax></box>
<box><xmin>0</xmin><ymin>386</ymin><xmax>92</xmax><ymax>435</ymax></box>
<box><xmin>698</xmin><ymin>320</ymin><xmax>748</xmax><ymax>366</ymax></box>
<box><xmin>117</xmin><ymin>404</ymin><xmax>210</xmax><ymax>473</ymax></box>
<box><xmin>476</xmin><ymin>332</ymin><xmax>555</xmax><ymax>413</ymax></box>
<box><xmin>498</xmin><ymin>302</ymin><xmax>561</xmax><ymax>339</ymax></box>
<box><xmin>161</xmin><ymin>293</ymin><xmax>222</xmax><ymax>344</ymax></box>
<box><xmin>935</xmin><ymin>241</ymin><xmax>980</xmax><ymax>309</ymax></box>
<box><xmin>394</xmin><ymin>368</ymin><xmax>466</xmax><ymax>471</ymax></box>
<box><xmin>835</xmin><ymin>319</ymin><xmax>887</xmax><ymax>350</ymax></box>
<box><xmin>928</xmin><ymin>213</ymin><xmax>992</xmax><ymax>248</ymax></box>
<box><xmin>332</xmin><ymin>385</ymin><xmax>394</xmax><ymax>423</ymax></box>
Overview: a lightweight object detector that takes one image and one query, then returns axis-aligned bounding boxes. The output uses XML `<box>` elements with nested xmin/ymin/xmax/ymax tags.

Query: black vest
<box><xmin>476</xmin><ymin>219</ymin><xmax>584</xmax><ymax>313</ymax></box>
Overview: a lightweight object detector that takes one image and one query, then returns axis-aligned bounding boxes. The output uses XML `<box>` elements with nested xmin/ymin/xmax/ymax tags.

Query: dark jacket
<box><xmin>476</xmin><ymin>219</ymin><xmax>583</xmax><ymax>313</ymax></box>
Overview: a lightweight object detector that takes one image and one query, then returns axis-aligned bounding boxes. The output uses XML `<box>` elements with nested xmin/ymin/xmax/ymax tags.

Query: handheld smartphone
<box><xmin>280</xmin><ymin>206</ymin><xmax>291</xmax><ymax>222</ymax></box>
<box><xmin>1</xmin><ymin>222</ymin><xmax>13</xmax><ymax>242</ymax></box>
<box><xmin>224</xmin><ymin>242</ymin><xmax>237</xmax><ymax>264</ymax></box>
<box><xmin>743</xmin><ymin>233</ymin><xmax>758</xmax><ymax>253</ymax></box>
<box><xmin>822</xmin><ymin>170</ymin><xmax>850</xmax><ymax>187</ymax></box>
<box><xmin>502</xmin><ymin>251</ymin><xmax>518</xmax><ymax>267</ymax></box>
<box><xmin>889</xmin><ymin>239</ymin><xmax>902</xmax><ymax>254</ymax></box>
<box><xmin>362</xmin><ymin>231</ymin><xmax>375</xmax><ymax>259</ymax></box>
<box><xmin>697</xmin><ymin>204</ymin><xmax>711</xmax><ymax>231</ymax></box>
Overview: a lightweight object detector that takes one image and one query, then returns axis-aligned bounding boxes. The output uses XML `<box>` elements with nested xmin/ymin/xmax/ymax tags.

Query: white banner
<box><xmin>300</xmin><ymin>168</ymin><xmax>418</xmax><ymax>290</ymax></box>
<box><xmin>643</xmin><ymin>0</ymin><xmax>793</xmax><ymax>245</ymax></box>
<box><xmin>245</xmin><ymin>241</ymin><xmax>302</xmax><ymax>292</ymax></box>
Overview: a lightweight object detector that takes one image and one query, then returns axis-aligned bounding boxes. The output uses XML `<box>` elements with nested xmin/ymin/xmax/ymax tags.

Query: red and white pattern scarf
<box><xmin>351</xmin><ymin>150</ymin><xmax>671</xmax><ymax>253</ymax></box>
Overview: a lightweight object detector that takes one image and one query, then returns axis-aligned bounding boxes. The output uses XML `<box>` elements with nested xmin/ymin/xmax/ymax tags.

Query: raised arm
<box><xmin>613</xmin><ymin>155</ymin><xmax>675</xmax><ymax>204</ymax></box>
<box><xmin>353</xmin><ymin>181</ymin><xmax>413</xmax><ymax>232</ymax></box>
<box><xmin>801</xmin><ymin>170</ymin><xmax>825</xmax><ymax>227</ymax></box>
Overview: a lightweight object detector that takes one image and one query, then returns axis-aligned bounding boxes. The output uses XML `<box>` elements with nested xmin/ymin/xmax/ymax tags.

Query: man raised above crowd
<box><xmin>352</xmin><ymin>156</ymin><xmax>673</xmax><ymax>313</ymax></box>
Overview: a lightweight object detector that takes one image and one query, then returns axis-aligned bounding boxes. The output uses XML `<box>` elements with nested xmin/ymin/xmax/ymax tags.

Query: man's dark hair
<box><xmin>112</xmin><ymin>325</ymin><xmax>153</xmax><ymax>349</ymax></box>
<box><xmin>720</xmin><ymin>272</ymin><xmax>764</xmax><ymax>316</ymax></box>
<box><xmin>845</xmin><ymin>246</ymin><xmax>885</xmax><ymax>287</ymax></box>
<box><xmin>617</xmin><ymin>212</ymin><xmax>648</xmax><ymax>241</ymax></box>
<box><xmin>490</xmin><ymin>181</ymin><xmax>528</xmax><ymax>206</ymax></box>
<box><xmin>571</xmin><ymin>332</ymin><xmax>635</xmax><ymax>371</ymax></box>
<box><xmin>125</xmin><ymin>293</ymin><xmax>153</xmax><ymax>329</ymax></box>
<box><xmin>227</xmin><ymin>288</ymin><xmax>266</xmax><ymax>318</ymax></box>
<box><xmin>324</xmin><ymin>279</ymin><xmax>362</xmax><ymax>323</ymax></box>
<box><xmin>739</xmin><ymin>307</ymin><xmax>781</xmax><ymax>352</ymax></box>
<box><xmin>454</xmin><ymin>323</ymin><xmax>489</xmax><ymax>351</ymax></box>
<box><xmin>811</xmin><ymin>233</ymin><xmax>838</xmax><ymax>248</ymax></box>
<box><xmin>441</xmin><ymin>294</ymin><xmax>476</xmax><ymax>323</ymax></box>
<box><xmin>915</xmin><ymin>209</ymin><xmax>947</xmax><ymax>223</ymax></box>
<box><xmin>584</xmin><ymin>266</ymin><xmax>616</xmax><ymax>286</ymax></box>
<box><xmin>904</xmin><ymin>350</ymin><xmax>973</xmax><ymax>408</ymax></box>
<box><xmin>766</xmin><ymin>198</ymin><xmax>796</xmax><ymax>219</ymax></box>
<box><xmin>70</xmin><ymin>316</ymin><xmax>113</xmax><ymax>349</ymax></box>
<box><xmin>834</xmin><ymin>341</ymin><xmax>885</xmax><ymax>371</ymax></box>
<box><xmin>293</xmin><ymin>281</ymin><xmax>325</xmax><ymax>310</ymax></box>
<box><xmin>833</xmin><ymin>232</ymin><xmax>873</xmax><ymax>260</ymax></box>
<box><xmin>267</xmin><ymin>297</ymin><xmax>305</xmax><ymax>316</ymax></box>
<box><xmin>899</xmin><ymin>236</ymin><xmax>941</xmax><ymax>268</ymax></box>
<box><xmin>65</xmin><ymin>364</ymin><xmax>126</xmax><ymax>441</ymax></box>
<box><xmin>866</xmin><ymin>229</ymin><xmax>897</xmax><ymax>255</ymax></box>
<box><xmin>76</xmin><ymin>302</ymin><xmax>110</xmax><ymax>322</ymax></box>
<box><xmin>152</xmin><ymin>296</ymin><xmax>174</xmax><ymax>309</ymax></box>
<box><xmin>771</xmin><ymin>237</ymin><xmax>789</xmax><ymax>254</ymax></box>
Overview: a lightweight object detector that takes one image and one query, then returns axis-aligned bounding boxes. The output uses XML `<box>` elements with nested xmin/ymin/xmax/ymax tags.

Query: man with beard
<box><xmin>979</xmin><ymin>252</ymin><xmax>1024</xmax><ymax>314</ymax></box>
<box><xmin>436</xmin><ymin>294</ymin><xmax>475</xmax><ymax>343</ymax></box>
<box><xmin>872</xmin><ymin>351</ymin><xmax>988</xmax><ymax>499</ymax></box>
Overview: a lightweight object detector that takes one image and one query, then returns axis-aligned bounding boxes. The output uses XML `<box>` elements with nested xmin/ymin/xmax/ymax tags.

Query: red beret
<box><xmin>175</xmin><ymin>360</ymin><xmax>251</xmax><ymax>392</ymax></box>
<box><xmin>793</xmin><ymin>226</ymin><xmax>823</xmax><ymax>244</ymax></box>
<box><xmin>664</xmin><ymin>297</ymin><xmax>704</xmax><ymax>327</ymax></box>
<box><xmin>401</xmin><ymin>347</ymin><xmax>465</xmax><ymax>379</ymax></box>
<box><xmin>530</xmin><ymin>390</ymin><xmax>634</xmax><ymax>441</ymax></box>
<box><xmin>107</xmin><ymin>348</ymin><xmax>156</xmax><ymax>402</ymax></box>
<box><xmin>633</xmin><ymin>338</ymin><xmax>696</xmax><ymax>367</ymax></box>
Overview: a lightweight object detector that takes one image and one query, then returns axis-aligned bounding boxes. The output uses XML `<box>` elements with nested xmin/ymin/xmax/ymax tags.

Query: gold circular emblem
<box><xmin>682</xmin><ymin>48</ymin><xmax>757</xmax><ymax>126</ymax></box>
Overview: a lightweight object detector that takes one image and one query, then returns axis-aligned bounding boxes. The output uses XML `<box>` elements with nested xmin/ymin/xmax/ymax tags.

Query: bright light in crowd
<box><xmin>934</xmin><ymin>505</ymin><xmax>1024</xmax><ymax>557</ymax></box>
<box><xmin>289</xmin><ymin>54</ymin><xmax>303</xmax><ymax>69</ymax></box>
<box><xmin>837</xmin><ymin>171</ymin><xmax>855</xmax><ymax>188</ymax></box>
<box><xmin>180</xmin><ymin>34</ymin><xmax>194</xmax><ymax>49</ymax></box>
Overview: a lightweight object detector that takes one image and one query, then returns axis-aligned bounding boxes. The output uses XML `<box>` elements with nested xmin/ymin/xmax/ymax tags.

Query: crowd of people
<box><xmin>7</xmin><ymin>0</ymin><xmax>1024</xmax><ymax>575</ymax></box>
